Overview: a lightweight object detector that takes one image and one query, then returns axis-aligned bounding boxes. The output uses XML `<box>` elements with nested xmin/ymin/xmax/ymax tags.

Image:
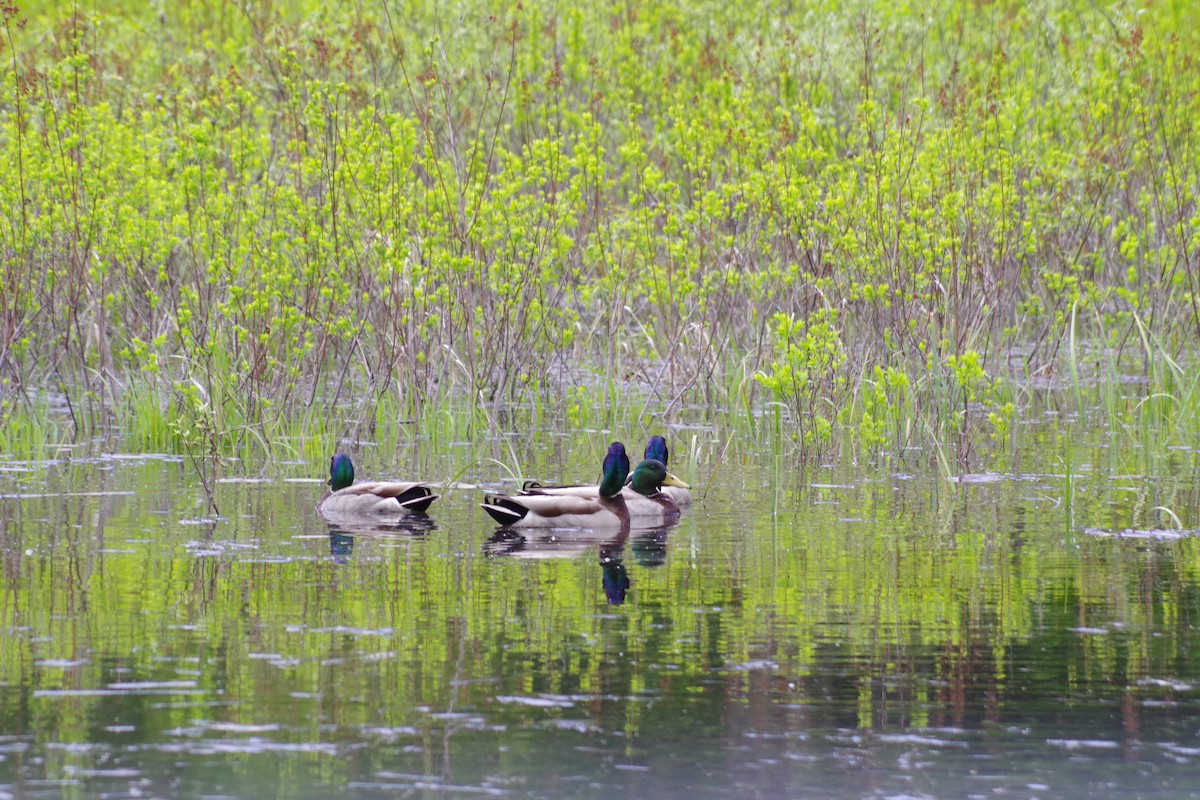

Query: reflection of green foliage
<box><xmin>3</xmin><ymin>431</ymin><xmax>1200</xmax><ymax>793</ymax></box>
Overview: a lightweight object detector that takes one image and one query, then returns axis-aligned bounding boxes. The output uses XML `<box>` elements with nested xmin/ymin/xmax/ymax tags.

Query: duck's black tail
<box><xmin>480</xmin><ymin>495</ymin><xmax>527</xmax><ymax>526</ymax></box>
<box><xmin>397</xmin><ymin>487</ymin><xmax>440</xmax><ymax>514</ymax></box>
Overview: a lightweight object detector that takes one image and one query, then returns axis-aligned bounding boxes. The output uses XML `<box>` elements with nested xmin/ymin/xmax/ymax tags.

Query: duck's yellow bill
<box><xmin>662</xmin><ymin>471</ymin><xmax>690</xmax><ymax>489</ymax></box>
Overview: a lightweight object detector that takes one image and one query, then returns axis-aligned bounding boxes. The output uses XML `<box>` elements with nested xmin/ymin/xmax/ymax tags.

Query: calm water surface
<box><xmin>3</xmin><ymin>432</ymin><xmax>1200</xmax><ymax>799</ymax></box>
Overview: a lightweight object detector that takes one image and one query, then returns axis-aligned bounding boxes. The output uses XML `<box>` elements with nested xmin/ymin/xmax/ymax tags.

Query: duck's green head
<box><xmin>628</xmin><ymin>458</ymin><xmax>689</xmax><ymax>496</ymax></box>
<box><xmin>644</xmin><ymin>435</ymin><xmax>669</xmax><ymax>465</ymax></box>
<box><xmin>598</xmin><ymin>442</ymin><xmax>631</xmax><ymax>497</ymax></box>
<box><xmin>328</xmin><ymin>453</ymin><xmax>355</xmax><ymax>491</ymax></box>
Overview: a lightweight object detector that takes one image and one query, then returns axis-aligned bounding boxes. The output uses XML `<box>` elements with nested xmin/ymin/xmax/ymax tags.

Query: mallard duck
<box><xmin>482</xmin><ymin>458</ymin><xmax>688</xmax><ymax>528</ymax></box>
<box><xmin>316</xmin><ymin>453</ymin><xmax>439</xmax><ymax>518</ymax></box>
<box><xmin>519</xmin><ymin>442</ymin><xmax>630</xmax><ymax>498</ymax></box>
<box><xmin>644</xmin><ymin>435</ymin><xmax>692</xmax><ymax>506</ymax></box>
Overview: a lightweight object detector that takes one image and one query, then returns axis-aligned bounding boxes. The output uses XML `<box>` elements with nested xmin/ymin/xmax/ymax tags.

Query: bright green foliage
<box><xmin>756</xmin><ymin>309</ymin><xmax>847</xmax><ymax>449</ymax></box>
<box><xmin>756</xmin><ymin>310</ymin><xmax>847</xmax><ymax>400</ymax></box>
<box><xmin>989</xmin><ymin>401</ymin><xmax>1016</xmax><ymax>446</ymax></box>
<box><xmin>2</xmin><ymin>0</ymin><xmax>1200</xmax><ymax>460</ymax></box>
<box><xmin>947</xmin><ymin>350</ymin><xmax>988</xmax><ymax>406</ymax></box>
<box><xmin>859</xmin><ymin>365</ymin><xmax>911</xmax><ymax>454</ymax></box>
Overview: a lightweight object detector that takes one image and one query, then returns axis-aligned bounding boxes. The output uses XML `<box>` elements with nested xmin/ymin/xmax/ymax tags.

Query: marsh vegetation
<box><xmin>2</xmin><ymin>0</ymin><xmax>1199</xmax><ymax>470</ymax></box>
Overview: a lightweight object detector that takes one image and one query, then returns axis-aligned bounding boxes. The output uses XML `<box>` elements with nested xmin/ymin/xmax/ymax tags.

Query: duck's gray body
<box><xmin>318</xmin><ymin>481</ymin><xmax>438</xmax><ymax>516</ymax></box>
<box><xmin>318</xmin><ymin>453</ymin><xmax>439</xmax><ymax>519</ymax></box>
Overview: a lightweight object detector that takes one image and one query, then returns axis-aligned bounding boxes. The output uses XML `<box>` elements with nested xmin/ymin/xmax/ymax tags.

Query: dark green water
<box><xmin>3</xmin><ymin>431</ymin><xmax>1200</xmax><ymax>799</ymax></box>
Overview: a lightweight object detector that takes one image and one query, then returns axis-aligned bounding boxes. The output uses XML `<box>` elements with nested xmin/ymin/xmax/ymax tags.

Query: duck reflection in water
<box><xmin>484</xmin><ymin>522</ymin><xmax>673</xmax><ymax>606</ymax></box>
<box><xmin>329</xmin><ymin>530</ymin><xmax>355</xmax><ymax>561</ymax></box>
<box><xmin>601</xmin><ymin>529</ymin><xmax>672</xmax><ymax>602</ymax></box>
<box><xmin>630</xmin><ymin>528</ymin><xmax>668</xmax><ymax>567</ymax></box>
<box><xmin>326</xmin><ymin>515</ymin><xmax>438</xmax><ymax>562</ymax></box>
<box><xmin>599</xmin><ymin>539</ymin><xmax>630</xmax><ymax>605</ymax></box>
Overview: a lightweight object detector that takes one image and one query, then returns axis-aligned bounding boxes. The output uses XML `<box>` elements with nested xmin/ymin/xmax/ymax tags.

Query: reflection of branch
<box><xmin>443</xmin><ymin>603</ymin><xmax>468</xmax><ymax>782</ymax></box>
<box><xmin>184</xmin><ymin>449</ymin><xmax>219</xmax><ymax>517</ymax></box>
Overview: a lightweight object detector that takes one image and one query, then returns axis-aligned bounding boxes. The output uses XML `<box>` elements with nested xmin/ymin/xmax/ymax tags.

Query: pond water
<box><xmin>3</xmin><ymin>429</ymin><xmax>1200</xmax><ymax>799</ymax></box>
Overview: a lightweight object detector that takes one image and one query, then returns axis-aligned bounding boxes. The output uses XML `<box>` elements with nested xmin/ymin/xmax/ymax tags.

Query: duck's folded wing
<box><xmin>342</xmin><ymin>481</ymin><xmax>439</xmax><ymax>512</ymax></box>
<box><xmin>519</xmin><ymin>483</ymin><xmax>602</xmax><ymax>498</ymax></box>
<box><xmin>482</xmin><ymin>494</ymin><xmax>610</xmax><ymax>526</ymax></box>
